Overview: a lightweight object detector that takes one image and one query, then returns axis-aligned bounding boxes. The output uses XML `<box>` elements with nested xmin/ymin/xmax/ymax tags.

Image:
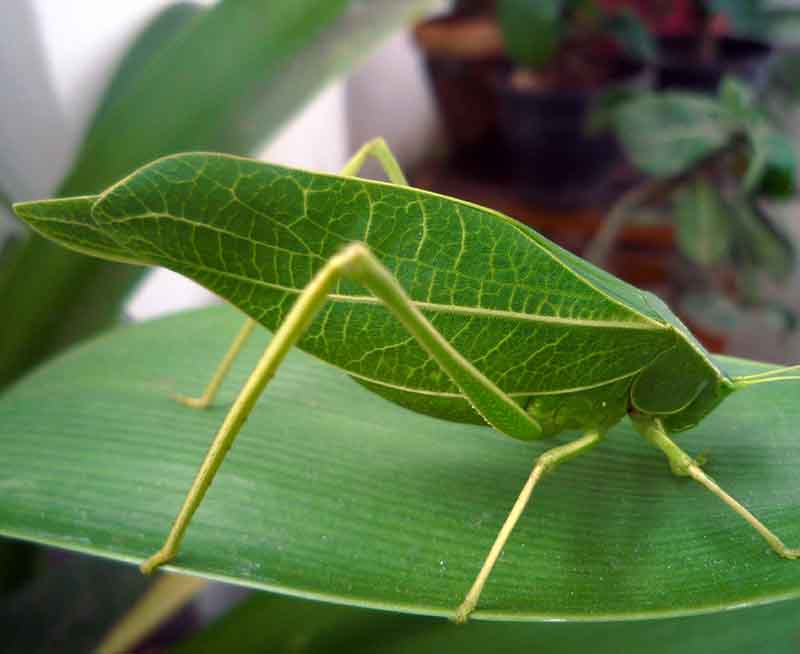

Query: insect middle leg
<box><xmin>634</xmin><ymin>415</ymin><xmax>800</xmax><ymax>560</ymax></box>
<box><xmin>174</xmin><ymin>138</ymin><xmax>409</xmax><ymax>409</ymax></box>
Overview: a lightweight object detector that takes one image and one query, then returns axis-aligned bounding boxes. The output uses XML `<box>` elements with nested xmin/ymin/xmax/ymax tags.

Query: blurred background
<box><xmin>4</xmin><ymin>0</ymin><xmax>800</xmax><ymax>651</ymax></box>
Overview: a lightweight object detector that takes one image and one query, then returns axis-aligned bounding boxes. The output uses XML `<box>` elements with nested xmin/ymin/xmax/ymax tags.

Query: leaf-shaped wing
<box><xmin>17</xmin><ymin>154</ymin><xmax>675</xmax><ymax>419</ymax></box>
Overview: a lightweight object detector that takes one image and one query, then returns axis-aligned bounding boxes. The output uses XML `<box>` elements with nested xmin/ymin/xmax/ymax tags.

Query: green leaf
<box><xmin>497</xmin><ymin>0</ymin><xmax>565</xmax><ymax>69</ymax></box>
<box><xmin>614</xmin><ymin>93</ymin><xmax>731</xmax><ymax>176</ymax></box>
<box><xmin>60</xmin><ymin>0</ymin><xmax>435</xmax><ymax>194</ymax></box>
<box><xmin>745</xmin><ymin>124</ymin><xmax>796</xmax><ymax>198</ymax></box>
<box><xmin>716</xmin><ymin>76</ymin><xmax>797</xmax><ymax>199</ymax></box>
<box><xmin>2</xmin><ymin>306</ymin><xmax>800</xmax><ymax>620</ymax></box>
<box><xmin>719</xmin><ymin>76</ymin><xmax>755</xmax><ymax>121</ymax></box>
<box><xmin>727</xmin><ymin>197</ymin><xmax>795</xmax><ymax>282</ymax></box>
<box><xmin>82</xmin><ymin>3</ymin><xmax>205</xmax><ymax>146</ymax></box>
<box><xmin>673</xmin><ymin>178</ymin><xmax>731</xmax><ymax>267</ymax></box>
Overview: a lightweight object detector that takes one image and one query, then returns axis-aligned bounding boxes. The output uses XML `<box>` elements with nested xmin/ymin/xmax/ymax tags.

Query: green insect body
<box><xmin>14</xmin><ymin>144</ymin><xmax>799</xmax><ymax>622</ymax></box>
<box><xmin>23</xmin><ymin>155</ymin><xmax>728</xmax><ymax>432</ymax></box>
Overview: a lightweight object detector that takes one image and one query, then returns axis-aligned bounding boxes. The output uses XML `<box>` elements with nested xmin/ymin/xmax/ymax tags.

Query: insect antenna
<box><xmin>732</xmin><ymin>363</ymin><xmax>800</xmax><ymax>388</ymax></box>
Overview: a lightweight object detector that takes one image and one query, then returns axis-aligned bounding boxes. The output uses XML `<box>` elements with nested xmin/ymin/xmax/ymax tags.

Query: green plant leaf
<box><xmin>497</xmin><ymin>0</ymin><xmax>565</xmax><ymax>69</ymax></box>
<box><xmin>745</xmin><ymin>124</ymin><xmax>796</xmax><ymax>198</ymax></box>
<box><xmin>719</xmin><ymin>75</ymin><xmax>755</xmax><ymax>121</ymax></box>
<box><xmin>2</xmin><ymin>306</ymin><xmax>800</xmax><ymax>621</ymax></box>
<box><xmin>614</xmin><ymin>93</ymin><xmax>731</xmax><ymax>176</ymax></box>
<box><xmin>715</xmin><ymin>76</ymin><xmax>797</xmax><ymax>199</ymax></box>
<box><xmin>727</xmin><ymin>197</ymin><xmax>795</xmax><ymax>283</ymax></box>
<box><xmin>59</xmin><ymin>0</ymin><xmax>433</xmax><ymax>194</ymax></box>
<box><xmin>82</xmin><ymin>3</ymin><xmax>205</xmax><ymax>146</ymax></box>
<box><xmin>673</xmin><ymin>177</ymin><xmax>731</xmax><ymax>267</ymax></box>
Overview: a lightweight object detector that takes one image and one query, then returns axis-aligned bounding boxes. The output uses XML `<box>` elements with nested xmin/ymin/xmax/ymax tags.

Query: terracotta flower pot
<box><xmin>413</xmin><ymin>13</ymin><xmax>504</xmax><ymax>164</ymax></box>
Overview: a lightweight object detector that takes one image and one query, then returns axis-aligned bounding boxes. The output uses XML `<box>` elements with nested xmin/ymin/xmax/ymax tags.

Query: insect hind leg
<box><xmin>142</xmin><ymin>242</ymin><xmax>541</xmax><ymax>575</ymax></box>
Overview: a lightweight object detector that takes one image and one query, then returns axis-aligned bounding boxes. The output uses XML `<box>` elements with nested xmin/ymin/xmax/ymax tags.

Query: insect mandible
<box><xmin>14</xmin><ymin>139</ymin><xmax>800</xmax><ymax>622</ymax></box>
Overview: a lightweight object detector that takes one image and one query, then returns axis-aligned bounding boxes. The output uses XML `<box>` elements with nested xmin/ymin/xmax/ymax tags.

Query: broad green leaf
<box><xmin>60</xmin><ymin>0</ymin><xmax>434</xmax><ymax>193</ymax></box>
<box><xmin>58</xmin><ymin>0</ymin><xmax>349</xmax><ymax>194</ymax></box>
<box><xmin>497</xmin><ymin>0</ymin><xmax>565</xmax><ymax>69</ymax></box>
<box><xmin>745</xmin><ymin>123</ymin><xmax>796</xmax><ymax>198</ymax></box>
<box><xmin>728</xmin><ymin>197</ymin><xmax>795</xmax><ymax>282</ymax></box>
<box><xmin>16</xmin><ymin>154</ymin><xmax>677</xmax><ymax>425</ymax></box>
<box><xmin>673</xmin><ymin>178</ymin><xmax>731</xmax><ymax>267</ymax></box>
<box><xmin>2</xmin><ymin>306</ymin><xmax>800</xmax><ymax>620</ymax></box>
<box><xmin>82</xmin><ymin>3</ymin><xmax>205</xmax><ymax>145</ymax></box>
<box><xmin>0</xmin><ymin>0</ymin><xmax>434</xmax><ymax>387</ymax></box>
<box><xmin>717</xmin><ymin>77</ymin><xmax>797</xmax><ymax>198</ymax></box>
<box><xmin>179</xmin><ymin>590</ymin><xmax>800</xmax><ymax>654</ymax></box>
<box><xmin>719</xmin><ymin>75</ymin><xmax>755</xmax><ymax>121</ymax></box>
<box><xmin>614</xmin><ymin>93</ymin><xmax>731</xmax><ymax>176</ymax></box>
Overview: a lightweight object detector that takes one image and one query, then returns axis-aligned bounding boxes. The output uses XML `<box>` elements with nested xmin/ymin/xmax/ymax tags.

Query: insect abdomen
<box><xmin>524</xmin><ymin>377</ymin><xmax>633</xmax><ymax>438</ymax></box>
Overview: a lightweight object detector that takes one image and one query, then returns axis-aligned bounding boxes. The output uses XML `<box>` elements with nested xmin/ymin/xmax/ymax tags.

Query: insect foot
<box><xmin>174</xmin><ymin>393</ymin><xmax>213</xmax><ymax>409</ymax></box>
<box><xmin>634</xmin><ymin>415</ymin><xmax>800</xmax><ymax>562</ymax></box>
<box><xmin>140</xmin><ymin>548</ymin><xmax>174</xmax><ymax>574</ymax></box>
<box><xmin>777</xmin><ymin>547</ymin><xmax>800</xmax><ymax>560</ymax></box>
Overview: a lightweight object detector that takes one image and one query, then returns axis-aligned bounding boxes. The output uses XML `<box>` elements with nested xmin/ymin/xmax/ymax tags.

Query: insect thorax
<box><xmin>660</xmin><ymin>374</ymin><xmax>737</xmax><ymax>433</ymax></box>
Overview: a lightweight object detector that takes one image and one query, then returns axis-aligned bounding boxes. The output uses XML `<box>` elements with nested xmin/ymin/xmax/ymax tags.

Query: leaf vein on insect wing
<box><xmin>89</xmin><ymin>153</ymin><xmax>674</xmax><ymax>397</ymax></box>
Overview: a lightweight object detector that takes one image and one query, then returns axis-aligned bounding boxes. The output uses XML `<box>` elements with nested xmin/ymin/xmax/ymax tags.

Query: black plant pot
<box><xmin>496</xmin><ymin>58</ymin><xmax>650</xmax><ymax>209</ymax></box>
<box><xmin>656</xmin><ymin>35</ymin><xmax>774</xmax><ymax>93</ymax></box>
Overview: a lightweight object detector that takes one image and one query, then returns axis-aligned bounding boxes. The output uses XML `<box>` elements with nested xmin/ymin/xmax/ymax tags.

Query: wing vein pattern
<box><xmin>80</xmin><ymin>154</ymin><xmax>676</xmax><ymax>416</ymax></box>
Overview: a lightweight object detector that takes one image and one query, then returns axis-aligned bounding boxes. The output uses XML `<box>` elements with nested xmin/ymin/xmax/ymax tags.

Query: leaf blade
<box><xmin>614</xmin><ymin>93</ymin><xmax>731</xmax><ymax>177</ymax></box>
<box><xmin>2</xmin><ymin>306</ymin><xmax>800</xmax><ymax>620</ymax></box>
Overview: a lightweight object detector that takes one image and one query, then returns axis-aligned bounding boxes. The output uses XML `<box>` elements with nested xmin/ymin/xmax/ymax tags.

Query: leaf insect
<box><xmin>14</xmin><ymin>139</ymin><xmax>800</xmax><ymax>622</ymax></box>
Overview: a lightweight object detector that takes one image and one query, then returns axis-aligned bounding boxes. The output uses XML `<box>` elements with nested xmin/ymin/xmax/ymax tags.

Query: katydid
<box><xmin>13</xmin><ymin>139</ymin><xmax>800</xmax><ymax>623</ymax></box>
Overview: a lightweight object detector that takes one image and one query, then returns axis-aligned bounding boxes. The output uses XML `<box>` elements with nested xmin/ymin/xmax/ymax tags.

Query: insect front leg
<box><xmin>141</xmin><ymin>242</ymin><xmax>542</xmax><ymax>579</ymax></box>
<box><xmin>454</xmin><ymin>429</ymin><xmax>603</xmax><ymax>624</ymax></box>
<box><xmin>174</xmin><ymin>138</ymin><xmax>408</xmax><ymax>409</ymax></box>
<box><xmin>634</xmin><ymin>415</ymin><xmax>800</xmax><ymax>560</ymax></box>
